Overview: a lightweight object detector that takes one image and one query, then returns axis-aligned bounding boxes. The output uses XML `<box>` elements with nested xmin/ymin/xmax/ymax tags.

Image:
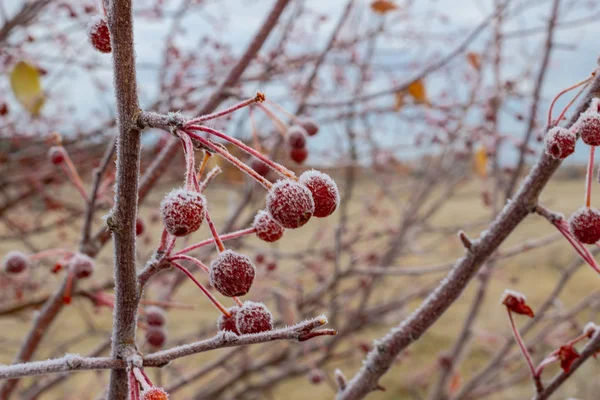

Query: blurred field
<box><xmin>1</xmin><ymin>175</ymin><xmax>600</xmax><ymax>399</ymax></box>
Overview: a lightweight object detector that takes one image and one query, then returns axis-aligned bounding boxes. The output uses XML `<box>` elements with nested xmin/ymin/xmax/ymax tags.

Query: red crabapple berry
<box><xmin>576</xmin><ymin>111</ymin><xmax>600</xmax><ymax>146</ymax></box>
<box><xmin>136</xmin><ymin>218</ymin><xmax>145</xmax><ymax>236</ymax></box>
<box><xmin>253</xmin><ymin>210</ymin><xmax>285</xmax><ymax>242</ymax></box>
<box><xmin>290</xmin><ymin>147</ymin><xmax>308</xmax><ymax>164</ymax></box>
<box><xmin>209</xmin><ymin>250</ymin><xmax>256</xmax><ymax>297</ymax></box>
<box><xmin>266</xmin><ymin>261</ymin><xmax>277</xmax><ymax>271</ymax></box>
<box><xmin>544</xmin><ymin>127</ymin><xmax>576</xmax><ymax>159</ymax></box>
<box><xmin>300</xmin><ymin>119</ymin><xmax>319</xmax><ymax>136</ymax></box>
<box><xmin>287</xmin><ymin>126</ymin><xmax>307</xmax><ymax>149</ymax></box>
<box><xmin>146</xmin><ymin>326</ymin><xmax>166</xmax><ymax>348</ymax></box>
<box><xmin>141</xmin><ymin>387</ymin><xmax>169</xmax><ymax>400</ymax></box>
<box><xmin>88</xmin><ymin>17</ymin><xmax>111</xmax><ymax>53</ymax></box>
<box><xmin>145</xmin><ymin>306</ymin><xmax>166</xmax><ymax>327</ymax></box>
<box><xmin>48</xmin><ymin>146</ymin><xmax>66</xmax><ymax>165</ymax></box>
<box><xmin>235</xmin><ymin>301</ymin><xmax>274</xmax><ymax>334</ymax></box>
<box><xmin>309</xmin><ymin>369</ymin><xmax>325</xmax><ymax>385</ymax></box>
<box><xmin>267</xmin><ymin>179</ymin><xmax>315</xmax><ymax>229</ymax></box>
<box><xmin>3</xmin><ymin>251</ymin><xmax>29</xmax><ymax>274</ymax></box>
<box><xmin>160</xmin><ymin>188</ymin><xmax>206</xmax><ymax>237</ymax></box>
<box><xmin>217</xmin><ymin>306</ymin><xmax>240</xmax><ymax>334</ymax></box>
<box><xmin>568</xmin><ymin>207</ymin><xmax>600</xmax><ymax>244</ymax></box>
<box><xmin>299</xmin><ymin>170</ymin><xmax>340</xmax><ymax>218</ymax></box>
<box><xmin>69</xmin><ymin>253</ymin><xmax>95</xmax><ymax>279</ymax></box>
<box><xmin>255</xmin><ymin>252</ymin><xmax>266</xmax><ymax>264</ymax></box>
<box><xmin>251</xmin><ymin>159</ymin><xmax>270</xmax><ymax>177</ymax></box>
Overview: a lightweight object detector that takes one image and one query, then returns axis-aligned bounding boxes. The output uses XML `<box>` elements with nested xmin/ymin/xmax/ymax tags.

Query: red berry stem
<box><xmin>170</xmin><ymin>260</ymin><xmax>231</xmax><ymax>317</ymax></box>
<box><xmin>204</xmin><ymin>210</ymin><xmax>226</xmax><ymax>253</ymax></box>
<box><xmin>586</xmin><ymin>146</ymin><xmax>595</xmax><ymax>208</ymax></box>
<box><xmin>59</xmin><ymin>159</ymin><xmax>89</xmax><ymax>202</ymax></box>
<box><xmin>256</xmin><ymin>103</ymin><xmax>289</xmax><ymax>137</ymax></box>
<box><xmin>506</xmin><ymin>308</ymin><xmax>537</xmax><ymax>380</ymax></box>
<box><xmin>233</xmin><ymin>297</ymin><xmax>243</xmax><ymax>307</ymax></box>
<box><xmin>249</xmin><ymin>107</ymin><xmax>264</xmax><ymax>152</ymax></box>
<box><xmin>129</xmin><ymin>369</ymin><xmax>140</xmax><ymax>400</ymax></box>
<box><xmin>534</xmin><ymin>354</ymin><xmax>559</xmax><ymax>378</ymax></box>
<box><xmin>180</xmin><ymin>133</ymin><xmax>199</xmax><ymax>191</ymax></box>
<box><xmin>29</xmin><ymin>248</ymin><xmax>72</xmax><ymax>261</ymax></box>
<box><xmin>265</xmin><ymin>99</ymin><xmax>302</xmax><ymax>125</ymax></box>
<box><xmin>157</xmin><ymin>229</ymin><xmax>170</xmax><ymax>253</ymax></box>
<box><xmin>62</xmin><ymin>269</ymin><xmax>76</xmax><ymax>305</ymax></box>
<box><xmin>548</xmin><ymin>74</ymin><xmax>595</xmax><ymax>127</ymax></box>
<box><xmin>553</xmin><ymin>220</ymin><xmax>600</xmax><ymax>273</ymax></box>
<box><xmin>168</xmin><ymin>254</ymin><xmax>210</xmax><ymax>273</ymax></box>
<box><xmin>173</xmin><ymin>227</ymin><xmax>256</xmax><ymax>256</ymax></box>
<box><xmin>181</xmin><ymin>130</ymin><xmax>274</xmax><ymax>189</ymax></box>
<box><xmin>185</xmin><ymin>93</ymin><xmax>265</xmax><ymax>126</ymax></box>
<box><xmin>198</xmin><ymin>166</ymin><xmax>222</xmax><ymax>192</ymax></box>
<box><xmin>186</xmin><ymin>125</ymin><xmax>296</xmax><ymax>180</ymax></box>
<box><xmin>554</xmin><ymin>80</ymin><xmax>591</xmax><ymax>128</ymax></box>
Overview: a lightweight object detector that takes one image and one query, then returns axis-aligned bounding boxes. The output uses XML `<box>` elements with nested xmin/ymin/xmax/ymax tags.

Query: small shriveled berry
<box><xmin>544</xmin><ymin>127</ymin><xmax>576</xmax><ymax>159</ymax></box>
<box><xmin>69</xmin><ymin>253</ymin><xmax>94</xmax><ymax>279</ymax></box>
<box><xmin>253</xmin><ymin>210</ymin><xmax>284</xmax><ymax>242</ymax></box>
<box><xmin>255</xmin><ymin>252</ymin><xmax>266</xmax><ymax>264</ymax></box>
<box><xmin>308</xmin><ymin>369</ymin><xmax>325</xmax><ymax>384</ymax></box>
<box><xmin>136</xmin><ymin>218</ymin><xmax>145</xmax><ymax>236</ymax></box>
<box><xmin>217</xmin><ymin>306</ymin><xmax>240</xmax><ymax>334</ymax></box>
<box><xmin>300</xmin><ymin>119</ymin><xmax>319</xmax><ymax>136</ymax></box>
<box><xmin>209</xmin><ymin>250</ymin><xmax>256</xmax><ymax>297</ymax></box>
<box><xmin>267</xmin><ymin>179</ymin><xmax>315</xmax><ymax>229</ymax></box>
<box><xmin>48</xmin><ymin>146</ymin><xmax>66</xmax><ymax>165</ymax></box>
<box><xmin>160</xmin><ymin>188</ymin><xmax>206</xmax><ymax>237</ymax></box>
<box><xmin>576</xmin><ymin>112</ymin><xmax>600</xmax><ymax>146</ymax></box>
<box><xmin>266</xmin><ymin>261</ymin><xmax>277</xmax><ymax>271</ymax></box>
<box><xmin>141</xmin><ymin>387</ymin><xmax>169</xmax><ymax>400</ymax></box>
<box><xmin>3</xmin><ymin>251</ymin><xmax>29</xmax><ymax>274</ymax></box>
<box><xmin>145</xmin><ymin>306</ymin><xmax>166</xmax><ymax>327</ymax></box>
<box><xmin>569</xmin><ymin>207</ymin><xmax>600</xmax><ymax>244</ymax></box>
<box><xmin>88</xmin><ymin>17</ymin><xmax>111</xmax><ymax>53</ymax></box>
<box><xmin>235</xmin><ymin>301</ymin><xmax>274</xmax><ymax>334</ymax></box>
<box><xmin>287</xmin><ymin>126</ymin><xmax>307</xmax><ymax>149</ymax></box>
<box><xmin>146</xmin><ymin>326</ymin><xmax>166</xmax><ymax>348</ymax></box>
<box><xmin>290</xmin><ymin>147</ymin><xmax>308</xmax><ymax>164</ymax></box>
<box><xmin>251</xmin><ymin>159</ymin><xmax>270</xmax><ymax>177</ymax></box>
<box><xmin>299</xmin><ymin>170</ymin><xmax>340</xmax><ymax>218</ymax></box>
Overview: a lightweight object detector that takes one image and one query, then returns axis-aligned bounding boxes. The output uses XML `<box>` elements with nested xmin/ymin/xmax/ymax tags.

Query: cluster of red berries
<box><xmin>217</xmin><ymin>301</ymin><xmax>274</xmax><ymax>335</ymax></box>
<box><xmin>144</xmin><ymin>306</ymin><xmax>167</xmax><ymax>348</ymax></box>
<box><xmin>286</xmin><ymin>120</ymin><xmax>318</xmax><ymax>164</ymax></box>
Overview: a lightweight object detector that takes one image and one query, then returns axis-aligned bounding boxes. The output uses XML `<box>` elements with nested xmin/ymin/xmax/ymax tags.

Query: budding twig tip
<box><xmin>458</xmin><ymin>230</ymin><xmax>474</xmax><ymax>252</ymax></box>
<box><xmin>255</xmin><ymin>91</ymin><xmax>266</xmax><ymax>103</ymax></box>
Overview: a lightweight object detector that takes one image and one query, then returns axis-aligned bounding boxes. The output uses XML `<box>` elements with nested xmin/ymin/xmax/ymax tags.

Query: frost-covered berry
<box><xmin>48</xmin><ymin>146</ymin><xmax>66</xmax><ymax>165</ymax></box>
<box><xmin>235</xmin><ymin>301</ymin><xmax>274</xmax><ymax>334</ymax></box>
<box><xmin>146</xmin><ymin>326</ymin><xmax>166</xmax><ymax>348</ymax></box>
<box><xmin>69</xmin><ymin>253</ymin><xmax>94</xmax><ymax>279</ymax></box>
<box><xmin>217</xmin><ymin>306</ymin><xmax>240</xmax><ymax>334</ymax></box>
<box><xmin>145</xmin><ymin>306</ymin><xmax>166</xmax><ymax>327</ymax></box>
<box><xmin>569</xmin><ymin>207</ymin><xmax>600</xmax><ymax>244</ymax></box>
<box><xmin>300</xmin><ymin>119</ymin><xmax>319</xmax><ymax>136</ymax></box>
<box><xmin>251</xmin><ymin>159</ymin><xmax>270</xmax><ymax>177</ymax></box>
<box><xmin>267</xmin><ymin>179</ymin><xmax>315</xmax><ymax>229</ymax></box>
<box><xmin>136</xmin><ymin>218</ymin><xmax>145</xmax><ymax>236</ymax></box>
<box><xmin>544</xmin><ymin>127</ymin><xmax>576</xmax><ymax>159</ymax></box>
<box><xmin>290</xmin><ymin>147</ymin><xmax>308</xmax><ymax>164</ymax></box>
<box><xmin>209</xmin><ymin>250</ymin><xmax>256</xmax><ymax>297</ymax></box>
<box><xmin>299</xmin><ymin>170</ymin><xmax>340</xmax><ymax>218</ymax></box>
<box><xmin>287</xmin><ymin>126</ymin><xmax>307</xmax><ymax>149</ymax></box>
<box><xmin>253</xmin><ymin>210</ymin><xmax>284</xmax><ymax>242</ymax></box>
<box><xmin>88</xmin><ymin>17</ymin><xmax>111</xmax><ymax>53</ymax></box>
<box><xmin>141</xmin><ymin>387</ymin><xmax>169</xmax><ymax>400</ymax></box>
<box><xmin>160</xmin><ymin>188</ymin><xmax>206</xmax><ymax>237</ymax></box>
<box><xmin>576</xmin><ymin>112</ymin><xmax>600</xmax><ymax>146</ymax></box>
<box><xmin>3</xmin><ymin>251</ymin><xmax>29</xmax><ymax>274</ymax></box>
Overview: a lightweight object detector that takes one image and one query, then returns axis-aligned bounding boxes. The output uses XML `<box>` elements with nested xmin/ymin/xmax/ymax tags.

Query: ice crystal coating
<box><xmin>48</xmin><ymin>146</ymin><xmax>66</xmax><ymax>165</ymax></box>
<box><xmin>145</xmin><ymin>306</ymin><xmax>166</xmax><ymax>327</ymax></box>
<box><xmin>235</xmin><ymin>301</ymin><xmax>274</xmax><ymax>334</ymax></box>
<box><xmin>209</xmin><ymin>250</ymin><xmax>256</xmax><ymax>297</ymax></box>
<box><xmin>299</xmin><ymin>170</ymin><xmax>340</xmax><ymax>218</ymax></box>
<box><xmin>141</xmin><ymin>387</ymin><xmax>169</xmax><ymax>400</ymax></box>
<box><xmin>160</xmin><ymin>188</ymin><xmax>206</xmax><ymax>237</ymax></box>
<box><xmin>583</xmin><ymin>321</ymin><xmax>599</xmax><ymax>337</ymax></box>
<box><xmin>217</xmin><ymin>306</ymin><xmax>240</xmax><ymax>334</ymax></box>
<box><xmin>88</xmin><ymin>17</ymin><xmax>111</xmax><ymax>53</ymax></box>
<box><xmin>300</xmin><ymin>119</ymin><xmax>319</xmax><ymax>136</ymax></box>
<box><xmin>287</xmin><ymin>126</ymin><xmax>308</xmax><ymax>149</ymax></box>
<box><xmin>267</xmin><ymin>179</ymin><xmax>314</xmax><ymax>229</ymax></box>
<box><xmin>253</xmin><ymin>210</ymin><xmax>285</xmax><ymax>242</ymax></box>
<box><xmin>500</xmin><ymin>289</ymin><xmax>526</xmax><ymax>304</ymax></box>
<box><xmin>544</xmin><ymin>127</ymin><xmax>576</xmax><ymax>159</ymax></box>
<box><xmin>69</xmin><ymin>253</ymin><xmax>94</xmax><ymax>279</ymax></box>
<box><xmin>569</xmin><ymin>207</ymin><xmax>600</xmax><ymax>244</ymax></box>
<box><xmin>576</xmin><ymin>111</ymin><xmax>600</xmax><ymax>146</ymax></box>
<box><xmin>3</xmin><ymin>251</ymin><xmax>29</xmax><ymax>274</ymax></box>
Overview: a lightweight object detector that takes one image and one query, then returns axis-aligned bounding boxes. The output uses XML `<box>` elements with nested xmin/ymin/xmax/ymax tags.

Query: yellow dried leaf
<box><xmin>394</xmin><ymin>91</ymin><xmax>404</xmax><ymax>111</ymax></box>
<box><xmin>371</xmin><ymin>0</ymin><xmax>398</xmax><ymax>14</ymax></box>
<box><xmin>466</xmin><ymin>52</ymin><xmax>481</xmax><ymax>71</ymax></box>
<box><xmin>474</xmin><ymin>146</ymin><xmax>488</xmax><ymax>178</ymax></box>
<box><xmin>10</xmin><ymin>61</ymin><xmax>45</xmax><ymax>116</ymax></box>
<box><xmin>407</xmin><ymin>79</ymin><xmax>428</xmax><ymax>105</ymax></box>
